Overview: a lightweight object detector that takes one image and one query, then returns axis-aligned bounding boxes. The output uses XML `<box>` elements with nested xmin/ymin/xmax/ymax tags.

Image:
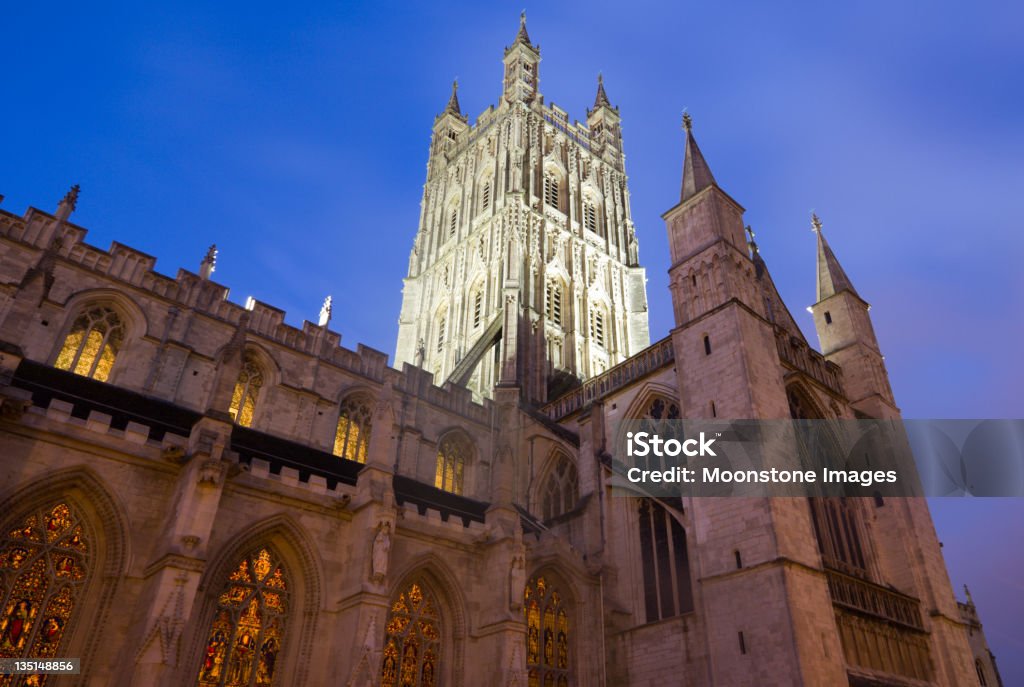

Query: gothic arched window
<box><xmin>196</xmin><ymin>548</ymin><xmax>289</xmax><ymax>687</ymax></box>
<box><xmin>229</xmin><ymin>352</ymin><xmax>264</xmax><ymax>428</ymax></box>
<box><xmin>524</xmin><ymin>576</ymin><xmax>570</xmax><ymax>686</ymax></box>
<box><xmin>543</xmin><ymin>172</ymin><xmax>560</xmax><ymax>210</ymax></box>
<box><xmin>480</xmin><ymin>179</ymin><xmax>492</xmax><ymax>213</ymax></box>
<box><xmin>435</xmin><ymin>313</ymin><xmax>447</xmax><ymax>355</ymax></box>
<box><xmin>637</xmin><ymin>499</ymin><xmax>693</xmax><ymax>622</ymax></box>
<box><xmin>448</xmin><ymin>206</ymin><xmax>458</xmax><ymax>239</ymax></box>
<box><xmin>434</xmin><ymin>434</ymin><xmax>469</xmax><ymax>495</ymax></box>
<box><xmin>0</xmin><ymin>502</ymin><xmax>90</xmax><ymax>680</ymax></box>
<box><xmin>471</xmin><ymin>286</ymin><xmax>484</xmax><ymax>329</ymax></box>
<box><xmin>334</xmin><ymin>395</ymin><xmax>373</xmax><ymax>463</ymax></box>
<box><xmin>54</xmin><ymin>306</ymin><xmax>125</xmax><ymax>382</ymax></box>
<box><xmin>583</xmin><ymin>198</ymin><xmax>598</xmax><ymax>235</ymax></box>
<box><xmin>541</xmin><ymin>454</ymin><xmax>579</xmax><ymax>521</ymax></box>
<box><xmin>545</xmin><ymin>281</ymin><xmax>563</xmax><ymax>327</ymax></box>
<box><xmin>589</xmin><ymin>308</ymin><xmax>606</xmax><ymax>348</ymax></box>
<box><xmin>381</xmin><ymin>580</ymin><xmax>441</xmax><ymax>687</ymax></box>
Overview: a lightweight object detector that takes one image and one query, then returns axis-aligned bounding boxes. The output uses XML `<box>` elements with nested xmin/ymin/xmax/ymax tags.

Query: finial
<box><xmin>520</xmin><ymin>10</ymin><xmax>526</xmax><ymax>27</ymax></box>
<box><xmin>682</xmin><ymin>110</ymin><xmax>693</xmax><ymax>133</ymax></box>
<box><xmin>63</xmin><ymin>184</ymin><xmax>81</xmax><ymax>211</ymax></box>
<box><xmin>318</xmin><ymin>295</ymin><xmax>333</xmax><ymax>327</ymax></box>
<box><xmin>745</xmin><ymin>225</ymin><xmax>759</xmax><ymax>254</ymax></box>
<box><xmin>199</xmin><ymin>244</ymin><xmax>218</xmax><ymax>279</ymax></box>
<box><xmin>811</xmin><ymin>212</ymin><xmax>823</xmax><ymax>233</ymax></box>
<box><xmin>598</xmin><ymin>72</ymin><xmax>603</xmax><ymax>85</ymax></box>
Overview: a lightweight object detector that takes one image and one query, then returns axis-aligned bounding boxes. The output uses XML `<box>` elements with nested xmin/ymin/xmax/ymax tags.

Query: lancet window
<box><xmin>545</xmin><ymin>281</ymin><xmax>563</xmax><ymax>327</ymax></box>
<box><xmin>543</xmin><ymin>173</ymin><xmax>560</xmax><ymax>210</ymax></box>
<box><xmin>380</xmin><ymin>580</ymin><xmax>441</xmax><ymax>687</ymax></box>
<box><xmin>637</xmin><ymin>499</ymin><xmax>693</xmax><ymax>622</ymax></box>
<box><xmin>541</xmin><ymin>454</ymin><xmax>579</xmax><ymax>521</ymax></box>
<box><xmin>0</xmin><ymin>502</ymin><xmax>90</xmax><ymax>686</ymax></box>
<box><xmin>54</xmin><ymin>306</ymin><xmax>124</xmax><ymax>382</ymax></box>
<box><xmin>334</xmin><ymin>395</ymin><xmax>373</xmax><ymax>463</ymax></box>
<box><xmin>196</xmin><ymin>548</ymin><xmax>289</xmax><ymax>687</ymax></box>
<box><xmin>434</xmin><ymin>434</ymin><xmax>469</xmax><ymax>495</ymax></box>
<box><xmin>524</xmin><ymin>576</ymin><xmax>570</xmax><ymax>686</ymax></box>
<box><xmin>229</xmin><ymin>352</ymin><xmax>264</xmax><ymax>428</ymax></box>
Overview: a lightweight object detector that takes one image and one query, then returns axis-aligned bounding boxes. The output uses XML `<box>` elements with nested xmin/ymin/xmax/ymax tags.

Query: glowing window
<box><xmin>380</xmin><ymin>580</ymin><xmax>441</xmax><ymax>687</ymax></box>
<box><xmin>196</xmin><ymin>548</ymin><xmax>289</xmax><ymax>687</ymax></box>
<box><xmin>434</xmin><ymin>434</ymin><xmax>469</xmax><ymax>495</ymax></box>
<box><xmin>334</xmin><ymin>395</ymin><xmax>373</xmax><ymax>463</ymax></box>
<box><xmin>54</xmin><ymin>306</ymin><xmax>124</xmax><ymax>382</ymax></box>
<box><xmin>524</xmin><ymin>576</ymin><xmax>570</xmax><ymax>686</ymax></box>
<box><xmin>0</xmin><ymin>502</ymin><xmax>90</xmax><ymax>681</ymax></box>
<box><xmin>229</xmin><ymin>353</ymin><xmax>264</xmax><ymax>428</ymax></box>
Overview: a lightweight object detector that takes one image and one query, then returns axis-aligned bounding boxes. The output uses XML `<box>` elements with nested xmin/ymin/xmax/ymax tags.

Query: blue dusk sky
<box><xmin>3</xmin><ymin>1</ymin><xmax>1022</xmax><ymax>680</ymax></box>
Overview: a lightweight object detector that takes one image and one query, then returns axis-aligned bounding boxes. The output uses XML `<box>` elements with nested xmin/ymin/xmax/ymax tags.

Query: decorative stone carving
<box><xmin>371</xmin><ymin>521</ymin><xmax>392</xmax><ymax>583</ymax></box>
<box><xmin>509</xmin><ymin>553</ymin><xmax>526</xmax><ymax>611</ymax></box>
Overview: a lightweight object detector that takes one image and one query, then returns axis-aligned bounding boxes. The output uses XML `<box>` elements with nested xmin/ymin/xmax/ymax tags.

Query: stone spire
<box><xmin>812</xmin><ymin>213</ymin><xmax>859</xmax><ymax>301</ymax></box>
<box><xmin>680</xmin><ymin>113</ymin><xmax>717</xmax><ymax>202</ymax></box>
<box><xmin>593</xmin><ymin>73</ymin><xmax>612</xmax><ymax>110</ymax></box>
<box><xmin>444</xmin><ymin>79</ymin><xmax>463</xmax><ymax>117</ymax></box>
<box><xmin>513</xmin><ymin>11</ymin><xmax>533</xmax><ymax>48</ymax></box>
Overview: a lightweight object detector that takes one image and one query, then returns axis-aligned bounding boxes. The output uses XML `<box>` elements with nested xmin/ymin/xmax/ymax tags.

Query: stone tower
<box><xmin>394</xmin><ymin>14</ymin><xmax>650</xmax><ymax>403</ymax></box>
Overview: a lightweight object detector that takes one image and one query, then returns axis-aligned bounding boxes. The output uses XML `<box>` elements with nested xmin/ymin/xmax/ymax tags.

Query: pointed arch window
<box><xmin>229</xmin><ymin>352</ymin><xmax>264</xmax><ymax>428</ymax></box>
<box><xmin>436</xmin><ymin>314</ymin><xmax>447</xmax><ymax>354</ymax></box>
<box><xmin>0</xmin><ymin>502</ymin><xmax>90</xmax><ymax>683</ymax></box>
<box><xmin>545</xmin><ymin>281</ymin><xmax>563</xmax><ymax>327</ymax></box>
<box><xmin>480</xmin><ymin>179</ymin><xmax>492</xmax><ymax>213</ymax></box>
<box><xmin>543</xmin><ymin>172</ymin><xmax>560</xmax><ymax>210</ymax></box>
<box><xmin>54</xmin><ymin>306</ymin><xmax>124</xmax><ymax>382</ymax></box>
<box><xmin>196</xmin><ymin>548</ymin><xmax>289</xmax><ymax>687</ymax></box>
<box><xmin>448</xmin><ymin>206</ymin><xmax>458</xmax><ymax>239</ymax></box>
<box><xmin>541</xmin><ymin>454</ymin><xmax>579</xmax><ymax>521</ymax></box>
<box><xmin>524</xmin><ymin>576</ymin><xmax>570</xmax><ymax>686</ymax></box>
<box><xmin>583</xmin><ymin>199</ymin><xmax>598</xmax><ymax>235</ymax></box>
<box><xmin>589</xmin><ymin>308</ymin><xmax>606</xmax><ymax>348</ymax></box>
<box><xmin>638</xmin><ymin>499</ymin><xmax>693</xmax><ymax>622</ymax></box>
<box><xmin>472</xmin><ymin>288</ymin><xmax>484</xmax><ymax>329</ymax></box>
<box><xmin>434</xmin><ymin>434</ymin><xmax>469</xmax><ymax>495</ymax></box>
<box><xmin>334</xmin><ymin>395</ymin><xmax>373</xmax><ymax>463</ymax></box>
<box><xmin>380</xmin><ymin>580</ymin><xmax>441</xmax><ymax>687</ymax></box>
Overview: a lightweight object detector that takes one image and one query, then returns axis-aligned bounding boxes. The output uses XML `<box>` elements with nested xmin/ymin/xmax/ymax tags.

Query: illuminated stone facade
<box><xmin>0</xmin><ymin>17</ymin><xmax>996</xmax><ymax>687</ymax></box>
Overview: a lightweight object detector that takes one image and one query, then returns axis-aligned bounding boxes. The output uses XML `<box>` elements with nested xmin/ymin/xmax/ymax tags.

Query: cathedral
<box><xmin>0</xmin><ymin>15</ymin><xmax>1003</xmax><ymax>687</ymax></box>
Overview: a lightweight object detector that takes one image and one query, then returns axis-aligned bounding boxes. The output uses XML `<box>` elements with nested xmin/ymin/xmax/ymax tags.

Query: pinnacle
<box><xmin>593</xmin><ymin>73</ymin><xmax>612</xmax><ymax>109</ymax></box>
<box><xmin>444</xmin><ymin>79</ymin><xmax>462</xmax><ymax>116</ymax></box>
<box><xmin>680</xmin><ymin>113</ymin><xmax>716</xmax><ymax>202</ymax></box>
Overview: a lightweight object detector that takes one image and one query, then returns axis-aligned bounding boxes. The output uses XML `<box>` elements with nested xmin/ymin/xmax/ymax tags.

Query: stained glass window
<box><xmin>0</xmin><ymin>502</ymin><xmax>90</xmax><ymax>687</ymax></box>
<box><xmin>541</xmin><ymin>455</ymin><xmax>578</xmax><ymax>521</ymax></box>
<box><xmin>229</xmin><ymin>353</ymin><xmax>264</xmax><ymax>428</ymax></box>
<box><xmin>524</xmin><ymin>576</ymin><xmax>570</xmax><ymax>687</ymax></box>
<box><xmin>380</xmin><ymin>580</ymin><xmax>441</xmax><ymax>687</ymax></box>
<box><xmin>434</xmin><ymin>434</ymin><xmax>469</xmax><ymax>495</ymax></box>
<box><xmin>196</xmin><ymin>548</ymin><xmax>288</xmax><ymax>687</ymax></box>
<box><xmin>54</xmin><ymin>306</ymin><xmax>124</xmax><ymax>382</ymax></box>
<box><xmin>334</xmin><ymin>395</ymin><xmax>372</xmax><ymax>463</ymax></box>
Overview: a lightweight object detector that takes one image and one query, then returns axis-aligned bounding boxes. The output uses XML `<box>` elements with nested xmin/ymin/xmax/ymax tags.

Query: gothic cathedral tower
<box><xmin>395</xmin><ymin>14</ymin><xmax>650</xmax><ymax>403</ymax></box>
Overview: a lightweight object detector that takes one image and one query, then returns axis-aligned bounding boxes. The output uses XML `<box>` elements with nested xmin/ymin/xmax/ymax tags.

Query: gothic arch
<box><xmin>384</xmin><ymin>554</ymin><xmax>468</xmax><ymax>686</ymax></box>
<box><xmin>50</xmin><ymin>289</ymin><xmax>149</xmax><ymax>383</ymax></box>
<box><xmin>535</xmin><ymin>449</ymin><xmax>579</xmax><ymax>521</ymax></box>
<box><xmin>522</xmin><ymin>564</ymin><xmax>580</xmax><ymax>686</ymax></box>
<box><xmin>184</xmin><ymin>514</ymin><xmax>323</xmax><ymax>687</ymax></box>
<box><xmin>0</xmin><ymin>466</ymin><xmax>131</xmax><ymax>683</ymax></box>
<box><xmin>56</xmin><ymin>287</ymin><xmax>151</xmax><ymax>339</ymax></box>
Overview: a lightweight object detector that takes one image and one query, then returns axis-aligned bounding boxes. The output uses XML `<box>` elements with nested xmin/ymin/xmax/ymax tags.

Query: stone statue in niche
<box><xmin>508</xmin><ymin>553</ymin><xmax>526</xmax><ymax>611</ymax></box>
<box><xmin>371</xmin><ymin>521</ymin><xmax>392</xmax><ymax>583</ymax></box>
